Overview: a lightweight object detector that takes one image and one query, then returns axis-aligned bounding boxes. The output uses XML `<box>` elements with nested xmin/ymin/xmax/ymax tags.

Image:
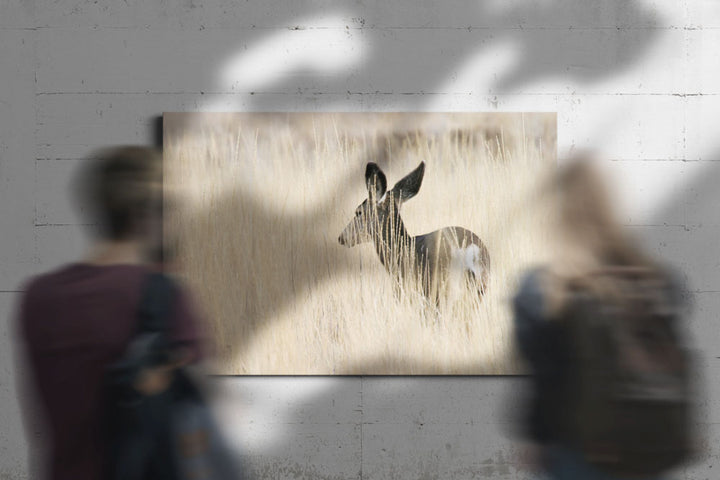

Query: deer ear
<box><xmin>392</xmin><ymin>162</ymin><xmax>425</xmax><ymax>202</ymax></box>
<box><xmin>365</xmin><ymin>163</ymin><xmax>387</xmax><ymax>200</ymax></box>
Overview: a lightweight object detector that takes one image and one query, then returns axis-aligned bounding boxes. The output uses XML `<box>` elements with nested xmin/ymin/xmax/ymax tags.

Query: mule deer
<box><xmin>338</xmin><ymin>162</ymin><xmax>490</xmax><ymax>303</ymax></box>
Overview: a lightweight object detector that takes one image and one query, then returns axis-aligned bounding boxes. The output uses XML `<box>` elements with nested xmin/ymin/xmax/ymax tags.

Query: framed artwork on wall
<box><xmin>164</xmin><ymin>112</ymin><xmax>556</xmax><ymax>374</ymax></box>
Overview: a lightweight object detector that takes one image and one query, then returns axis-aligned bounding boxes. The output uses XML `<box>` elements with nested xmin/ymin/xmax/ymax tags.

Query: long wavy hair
<box><xmin>542</xmin><ymin>156</ymin><xmax>661</xmax><ymax>317</ymax></box>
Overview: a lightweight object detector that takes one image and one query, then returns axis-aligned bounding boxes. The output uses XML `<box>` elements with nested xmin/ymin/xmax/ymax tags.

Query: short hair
<box><xmin>78</xmin><ymin>146</ymin><xmax>162</xmax><ymax>240</ymax></box>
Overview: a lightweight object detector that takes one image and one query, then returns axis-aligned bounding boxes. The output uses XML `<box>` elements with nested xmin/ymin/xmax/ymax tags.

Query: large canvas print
<box><xmin>164</xmin><ymin>113</ymin><xmax>556</xmax><ymax>374</ymax></box>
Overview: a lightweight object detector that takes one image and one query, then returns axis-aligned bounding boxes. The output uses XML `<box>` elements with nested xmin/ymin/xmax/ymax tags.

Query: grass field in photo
<box><xmin>164</xmin><ymin>112</ymin><xmax>556</xmax><ymax>374</ymax></box>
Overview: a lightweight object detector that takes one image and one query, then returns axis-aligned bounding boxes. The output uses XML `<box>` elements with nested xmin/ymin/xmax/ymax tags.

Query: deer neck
<box><xmin>373</xmin><ymin>213</ymin><xmax>413</xmax><ymax>275</ymax></box>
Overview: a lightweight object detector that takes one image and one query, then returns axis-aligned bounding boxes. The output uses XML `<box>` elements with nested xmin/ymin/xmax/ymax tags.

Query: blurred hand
<box><xmin>134</xmin><ymin>365</ymin><xmax>175</xmax><ymax>395</ymax></box>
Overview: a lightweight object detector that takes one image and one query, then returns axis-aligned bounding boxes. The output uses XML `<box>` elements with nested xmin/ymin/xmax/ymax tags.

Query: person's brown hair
<box><xmin>542</xmin><ymin>156</ymin><xmax>660</xmax><ymax>316</ymax></box>
<box><xmin>78</xmin><ymin>146</ymin><xmax>162</xmax><ymax>240</ymax></box>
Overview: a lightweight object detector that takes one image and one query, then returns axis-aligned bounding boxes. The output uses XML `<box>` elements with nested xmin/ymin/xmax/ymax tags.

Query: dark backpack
<box><xmin>561</xmin><ymin>267</ymin><xmax>693</xmax><ymax>476</ymax></box>
<box><xmin>104</xmin><ymin>272</ymin><xmax>243</xmax><ymax>480</ymax></box>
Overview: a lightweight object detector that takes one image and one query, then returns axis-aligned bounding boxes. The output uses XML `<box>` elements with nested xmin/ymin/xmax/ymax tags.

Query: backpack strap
<box><xmin>136</xmin><ymin>272</ymin><xmax>177</xmax><ymax>334</ymax></box>
<box><xmin>132</xmin><ymin>272</ymin><xmax>178</xmax><ymax>367</ymax></box>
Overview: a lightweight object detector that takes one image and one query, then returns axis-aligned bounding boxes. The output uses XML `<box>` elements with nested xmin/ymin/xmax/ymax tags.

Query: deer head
<box><xmin>338</xmin><ymin>162</ymin><xmax>425</xmax><ymax>247</ymax></box>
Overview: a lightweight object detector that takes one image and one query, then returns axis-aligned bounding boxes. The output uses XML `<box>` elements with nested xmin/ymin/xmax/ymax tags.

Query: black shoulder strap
<box><xmin>136</xmin><ymin>272</ymin><xmax>177</xmax><ymax>334</ymax></box>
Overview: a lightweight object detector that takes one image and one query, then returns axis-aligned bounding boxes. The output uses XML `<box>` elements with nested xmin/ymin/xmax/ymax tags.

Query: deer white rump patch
<box><xmin>447</xmin><ymin>244</ymin><xmax>484</xmax><ymax>300</ymax></box>
<box><xmin>452</xmin><ymin>244</ymin><xmax>482</xmax><ymax>274</ymax></box>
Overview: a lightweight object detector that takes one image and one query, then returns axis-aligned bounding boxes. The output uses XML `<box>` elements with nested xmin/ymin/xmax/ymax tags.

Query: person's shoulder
<box><xmin>19</xmin><ymin>264</ymin><xmax>74</xmax><ymax>297</ymax></box>
<box><xmin>148</xmin><ymin>272</ymin><xmax>200</xmax><ymax>314</ymax></box>
<box><xmin>20</xmin><ymin>274</ymin><xmax>43</xmax><ymax>295</ymax></box>
<box><xmin>23</xmin><ymin>263</ymin><xmax>157</xmax><ymax>297</ymax></box>
<box><xmin>513</xmin><ymin>266</ymin><xmax>552</xmax><ymax>319</ymax></box>
<box><xmin>515</xmin><ymin>266</ymin><xmax>550</xmax><ymax>299</ymax></box>
<box><xmin>15</xmin><ymin>264</ymin><xmax>81</xmax><ymax>331</ymax></box>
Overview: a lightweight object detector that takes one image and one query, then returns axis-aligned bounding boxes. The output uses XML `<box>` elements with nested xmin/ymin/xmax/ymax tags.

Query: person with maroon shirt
<box><xmin>15</xmin><ymin>146</ymin><xmax>205</xmax><ymax>480</ymax></box>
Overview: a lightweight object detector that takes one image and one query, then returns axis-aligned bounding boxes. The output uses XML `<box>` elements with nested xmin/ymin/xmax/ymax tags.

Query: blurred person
<box><xmin>14</xmin><ymin>146</ymin><xmax>205</xmax><ymax>480</ymax></box>
<box><xmin>512</xmin><ymin>156</ymin><xmax>695</xmax><ymax>479</ymax></box>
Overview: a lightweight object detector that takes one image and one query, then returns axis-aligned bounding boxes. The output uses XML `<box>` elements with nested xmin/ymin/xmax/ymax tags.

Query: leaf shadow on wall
<box><xmin>159</xmin><ymin>0</ymin><xmax>720</xmax><ymax>475</ymax></box>
<box><xmin>201</xmin><ymin>149</ymin><xmax>720</xmax><ymax>478</ymax></box>
<box><xmin>210</xmin><ymin>1</ymin><xmax>662</xmax><ymax>104</ymax></box>
<box><xmin>172</xmin><ymin>0</ymin><xmax>667</xmax><ymax>374</ymax></box>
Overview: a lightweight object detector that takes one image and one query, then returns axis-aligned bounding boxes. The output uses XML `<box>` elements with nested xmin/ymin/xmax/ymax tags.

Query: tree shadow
<box><xmin>158</xmin><ymin>0</ymin><xmax>710</xmax><ymax>477</ymax></box>
<box><xmin>211</xmin><ymin>1</ymin><xmax>661</xmax><ymax>104</ymax></box>
<box><xmin>164</xmin><ymin>0</ymin><xmax>668</xmax><ymax>370</ymax></box>
<box><xmin>208</xmin><ymin>147</ymin><xmax>720</xmax><ymax>479</ymax></box>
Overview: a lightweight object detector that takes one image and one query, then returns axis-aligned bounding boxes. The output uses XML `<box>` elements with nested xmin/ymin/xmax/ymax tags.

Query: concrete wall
<box><xmin>1</xmin><ymin>1</ymin><xmax>718</xmax><ymax>478</ymax></box>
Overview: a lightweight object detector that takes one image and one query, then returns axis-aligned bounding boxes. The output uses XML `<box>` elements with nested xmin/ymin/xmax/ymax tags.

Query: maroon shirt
<box><xmin>16</xmin><ymin>263</ymin><xmax>204</xmax><ymax>480</ymax></box>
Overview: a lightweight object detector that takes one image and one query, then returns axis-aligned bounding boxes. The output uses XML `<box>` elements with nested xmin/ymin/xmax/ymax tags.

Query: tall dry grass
<box><xmin>164</xmin><ymin>113</ymin><xmax>556</xmax><ymax>374</ymax></box>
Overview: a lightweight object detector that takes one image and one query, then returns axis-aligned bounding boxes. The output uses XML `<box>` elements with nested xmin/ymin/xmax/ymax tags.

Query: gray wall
<box><xmin>1</xmin><ymin>1</ymin><xmax>718</xmax><ymax>478</ymax></box>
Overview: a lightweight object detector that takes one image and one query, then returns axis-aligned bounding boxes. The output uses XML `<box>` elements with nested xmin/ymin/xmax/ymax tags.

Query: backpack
<box><xmin>104</xmin><ymin>272</ymin><xmax>243</xmax><ymax>480</ymax></box>
<box><xmin>560</xmin><ymin>267</ymin><xmax>693</xmax><ymax>476</ymax></box>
